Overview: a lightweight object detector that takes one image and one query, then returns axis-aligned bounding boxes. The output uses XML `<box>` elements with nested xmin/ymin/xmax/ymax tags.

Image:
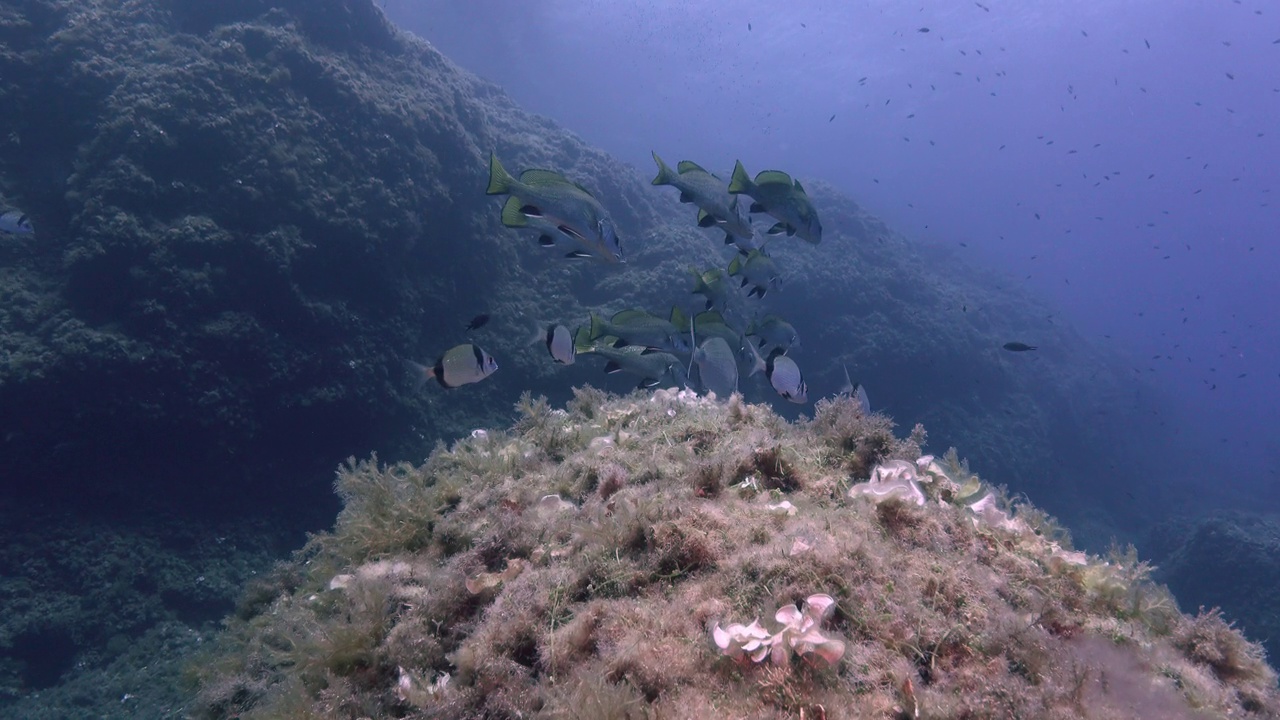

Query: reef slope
<box><xmin>193</xmin><ymin>390</ymin><xmax>1279</xmax><ymax>719</ymax></box>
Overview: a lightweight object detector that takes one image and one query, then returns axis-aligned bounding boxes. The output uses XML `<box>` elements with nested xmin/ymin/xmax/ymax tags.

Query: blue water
<box><xmin>389</xmin><ymin>0</ymin><xmax>1280</xmax><ymax>502</ymax></box>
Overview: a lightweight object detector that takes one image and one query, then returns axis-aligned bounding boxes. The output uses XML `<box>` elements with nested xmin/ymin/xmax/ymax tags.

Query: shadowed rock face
<box><xmin>1149</xmin><ymin>512</ymin><xmax>1280</xmax><ymax>663</ymax></box>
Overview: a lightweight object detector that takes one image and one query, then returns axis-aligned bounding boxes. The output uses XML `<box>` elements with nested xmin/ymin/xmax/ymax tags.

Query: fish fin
<box><xmin>697</xmin><ymin>209</ymin><xmax>718</xmax><ymax>228</ymax></box>
<box><xmin>724</xmin><ymin>232</ymin><xmax>736</xmax><ymax>245</ymax></box>
<box><xmin>766</xmin><ymin>222</ymin><xmax>788</xmax><ymax>236</ymax></box>
<box><xmin>727</xmin><ymin>255</ymin><xmax>742</xmax><ymax>276</ymax></box>
<box><xmin>604</xmin><ymin>361</ymin><xmax>623</xmax><ymax>374</ymax></box>
<box><xmin>728</xmin><ymin>160</ymin><xmax>752</xmax><ymax>194</ymax></box>
<box><xmin>573</xmin><ymin>326</ymin><xmax>595</xmax><ymax>354</ymax></box>
<box><xmin>613</xmin><ymin>340</ymin><xmax>631</xmax><ymax>348</ymax></box>
<box><xmin>537</xmin><ymin>234</ymin><xmax>556</xmax><ymax>247</ymax></box>
<box><xmin>486</xmin><ymin>152</ymin><xmax>516</xmax><ymax>195</ymax></box>
<box><xmin>749</xmin><ymin>287</ymin><xmax>767</xmax><ymax>299</ymax></box>
<box><xmin>754</xmin><ymin>170</ymin><xmax>794</xmax><ymax>187</ymax></box>
<box><xmin>669</xmin><ymin>305</ymin><xmax>688</xmax><ymax>329</ymax></box>
<box><xmin>740</xmin><ymin>278</ymin><xmax>749</xmax><ymax>288</ymax></box>
<box><xmin>565</xmin><ymin>251</ymin><xmax>593</xmax><ymax>259</ymax></box>
<box><xmin>749</xmin><ymin>202</ymin><xmax>767</xmax><ymax>214</ymax></box>
<box><xmin>637</xmin><ymin>378</ymin><xmax>661</xmax><ymax>389</ymax></box>
<box><xmin>793</xmin><ymin>179</ymin><xmax>807</xmax><ymax>194</ymax></box>
<box><xmin>518</xmin><ymin>204</ymin><xmax>544</xmax><ymax>218</ymax></box>
<box><xmin>640</xmin><ymin>347</ymin><xmax>663</xmax><ymax>355</ymax></box>
<box><xmin>677</xmin><ymin>160</ymin><xmax>708</xmax><ymax>174</ymax></box>
<box><xmin>405</xmin><ymin>359</ymin><xmax>434</xmax><ymax>393</ymax></box>
<box><xmin>588</xmin><ymin>313</ymin><xmax>606</xmax><ymax>340</ymax></box>
<box><xmin>500</xmin><ymin>196</ymin><xmax>529</xmax><ymax>227</ymax></box>
<box><xmin>786</xmin><ymin>225</ymin><xmax>796</xmax><ymax>236</ymax></box>
<box><xmin>678</xmin><ymin>191</ymin><xmax>694</xmax><ymax>204</ymax></box>
<box><xmin>651</xmin><ymin>151</ymin><xmax>676</xmax><ymax>185</ymax></box>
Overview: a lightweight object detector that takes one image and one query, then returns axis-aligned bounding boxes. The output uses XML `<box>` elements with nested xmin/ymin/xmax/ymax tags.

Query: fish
<box><xmin>748</xmin><ymin>315</ymin><xmax>800</xmax><ymax>353</ymax></box>
<box><xmin>487</xmin><ymin>153</ymin><xmax>624</xmax><ymax>263</ymax></box>
<box><xmin>652</xmin><ymin>153</ymin><xmax>755</xmax><ymax>242</ymax></box>
<box><xmin>589</xmin><ymin>308</ymin><xmax>690</xmax><ymax>353</ymax></box>
<box><xmin>728</xmin><ymin>161</ymin><xmax>822</xmax><ymax>244</ymax></box>
<box><xmin>917</xmin><ymin>27</ymin><xmax>930</xmax><ymax>33</ymax></box>
<box><xmin>836</xmin><ymin>364</ymin><xmax>871</xmax><ymax>414</ymax></box>
<box><xmin>577</xmin><ymin>334</ymin><xmax>680</xmax><ymax>389</ymax></box>
<box><xmin>529</xmin><ymin>323</ymin><xmax>576</xmax><ymax>365</ymax></box>
<box><xmin>727</xmin><ymin>249</ymin><xmax>782</xmax><ymax>299</ymax></box>
<box><xmin>409</xmin><ymin>344</ymin><xmax>498</xmax><ymax>389</ymax></box>
<box><xmin>693</xmin><ymin>337</ymin><xmax>739</xmax><ymax>399</ymax></box>
<box><xmin>766</xmin><ymin>349</ymin><xmax>807</xmax><ymax>403</ymax></box>
<box><xmin>1002</xmin><ymin>342</ymin><xmax>1037</xmax><ymax>352</ymax></box>
<box><xmin>499</xmin><ymin>196</ymin><xmax>581</xmax><ymax>254</ymax></box>
<box><xmin>0</xmin><ymin>209</ymin><xmax>33</xmax><ymax>235</ymax></box>
<box><xmin>689</xmin><ymin>266</ymin><xmax>735</xmax><ymax>312</ymax></box>
<box><xmin>466</xmin><ymin>314</ymin><xmax>490</xmax><ymax>331</ymax></box>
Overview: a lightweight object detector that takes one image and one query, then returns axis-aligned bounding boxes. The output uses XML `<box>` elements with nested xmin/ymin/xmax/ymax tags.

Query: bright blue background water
<box><xmin>386</xmin><ymin>0</ymin><xmax>1280</xmax><ymax>507</ymax></box>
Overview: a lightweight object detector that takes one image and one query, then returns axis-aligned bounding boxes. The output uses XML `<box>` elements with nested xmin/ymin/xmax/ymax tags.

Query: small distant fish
<box><xmin>0</xmin><ymin>209</ymin><xmax>33</xmax><ymax>235</ymax></box>
<box><xmin>766</xmin><ymin>349</ymin><xmax>807</xmax><ymax>403</ymax></box>
<box><xmin>917</xmin><ymin>27</ymin><xmax>930</xmax><ymax>33</ymax></box>
<box><xmin>529</xmin><ymin>323</ymin><xmax>575</xmax><ymax>365</ymax></box>
<box><xmin>487</xmin><ymin>153</ymin><xmax>623</xmax><ymax>263</ymax></box>
<box><xmin>693</xmin><ymin>337</ymin><xmax>739</xmax><ymax>399</ymax></box>
<box><xmin>409</xmin><ymin>344</ymin><xmax>498</xmax><ymax>389</ymax></box>
<box><xmin>1002</xmin><ymin>342</ymin><xmax>1037</xmax><ymax>352</ymax></box>
<box><xmin>465</xmin><ymin>314</ymin><xmax>490</xmax><ymax>331</ymax></box>
<box><xmin>748</xmin><ymin>22</ymin><xmax>752</xmax><ymax>31</ymax></box>
<box><xmin>829</xmin><ymin>114</ymin><xmax>836</xmax><ymax>122</ymax></box>
<box><xmin>1145</xmin><ymin>39</ymin><xmax>1151</xmax><ymax>49</ymax></box>
<box><xmin>729</xmin><ymin>161</ymin><xmax>822</xmax><ymax>244</ymax></box>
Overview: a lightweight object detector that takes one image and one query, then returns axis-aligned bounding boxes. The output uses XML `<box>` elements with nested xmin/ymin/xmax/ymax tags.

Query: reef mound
<box><xmin>192</xmin><ymin>389</ymin><xmax>1279</xmax><ymax>719</ymax></box>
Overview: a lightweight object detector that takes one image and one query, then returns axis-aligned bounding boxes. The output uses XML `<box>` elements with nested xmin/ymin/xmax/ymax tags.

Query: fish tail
<box><xmin>728</xmin><ymin>160</ymin><xmax>752</xmax><ymax>195</ymax></box>
<box><xmin>651</xmin><ymin>151</ymin><xmax>676</xmax><ymax>186</ymax></box>
<box><xmin>405</xmin><ymin>359</ymin><xmax>435</xmax><ymax>393</ymax></box>
<box><xmin>486</xmin><ymin>152</ymin><xmax>516</xmax><ymax>195</ymax></box>
<box><xmin>588</xmin><ymin>312</ymin><xmax>606</xmax><ymax>340</ymax></box>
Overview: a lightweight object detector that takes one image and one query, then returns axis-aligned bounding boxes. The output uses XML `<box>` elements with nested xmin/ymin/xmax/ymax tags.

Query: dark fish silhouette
<box><xmin>466</xmin><ymin>314</ymin><xmax>490</xmax><ymax>331</ymax></box>
<box><xmin>1003</xmin><ymin>342</ymin><xmax>1037</xmax><ymax>352</ymax></box>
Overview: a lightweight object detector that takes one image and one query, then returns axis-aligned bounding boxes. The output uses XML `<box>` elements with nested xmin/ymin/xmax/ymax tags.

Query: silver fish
<box><xmin>766</xmin><ymin>349</ymin><xmax>807</xmax><ymax>404</ymax></box>
<box><xmin>0</xmin><ymin>209</ymin><xmax>33</xmax><ymax>235</ymax></box>
<box><xmin>487</xmin><ymin>153</ymin><xmax>624</xmax><ymax>263</ymax></box>
<box><xmin>729</xmin><ymin>161</ymin><xmax>822</xmax><ymax>244</ymax></box>
<box><xmin>529</xmin><ymin>323</ymin><xmax>575</xmax><ymax>365</ymax></box>
<box><xmin>693</xmin><ymin>337</ymin><xmax>739</xmax><ymax>399</ymax></box>
<box><xmin>837</xmin><ymin>364</ymin><xmax>871</xmax><ymax>414</ymax></box>
<box><xmin>409</xmin><ymin>344</ymin><xmax>498</xmax><ymax>389</ymax></box>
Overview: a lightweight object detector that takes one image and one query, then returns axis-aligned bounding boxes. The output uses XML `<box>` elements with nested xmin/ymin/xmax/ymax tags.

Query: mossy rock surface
<box><xmin>192</xmin><ymin>389</ymin><xmax>1280</xmax><ymax>719</ymax></box>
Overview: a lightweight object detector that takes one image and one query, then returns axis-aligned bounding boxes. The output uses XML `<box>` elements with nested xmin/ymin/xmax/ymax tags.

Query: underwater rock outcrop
<box><xmin>192</xmin><ymin>390</ymin><xmax>1279</xmax><ymax>719</ymax></box>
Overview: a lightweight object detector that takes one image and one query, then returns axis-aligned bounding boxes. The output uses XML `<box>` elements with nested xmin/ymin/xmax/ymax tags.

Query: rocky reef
<box><xmin>191</xmin><ymin>390</ymin><xmax>1278</xmax><ymax>719</ymax></box>
<box><xmin>3</xmin><ymin>0</ymin><xmax>1270</xmax><ymax>716</ymax></box>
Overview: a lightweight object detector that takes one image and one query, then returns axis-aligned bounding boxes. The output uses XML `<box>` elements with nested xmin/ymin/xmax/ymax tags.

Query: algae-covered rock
<box><xmin>191</xmin><ymin>391</ymin><xmax>1280</xmax><ymax>719</ymax></box>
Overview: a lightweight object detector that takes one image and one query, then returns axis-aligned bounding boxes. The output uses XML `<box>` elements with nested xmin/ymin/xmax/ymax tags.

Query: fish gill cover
<box><xmin>0</xmin><ymin>0</ymin><xmax>1273</xmax><ymax>717</ymax></box>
